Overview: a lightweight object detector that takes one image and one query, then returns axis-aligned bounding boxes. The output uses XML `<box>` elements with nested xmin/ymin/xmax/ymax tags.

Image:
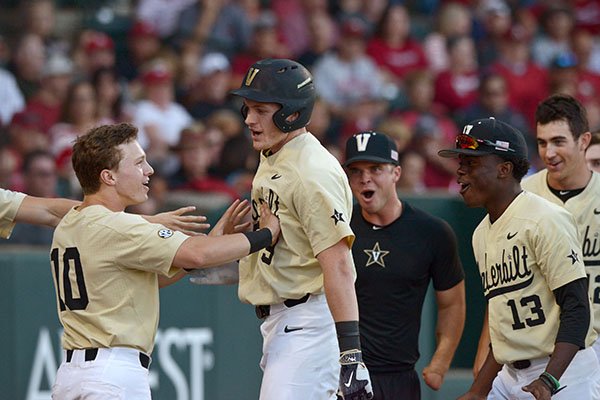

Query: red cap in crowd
<box><xmin>84</xmin><ymin>31</ymin><xmax>114</xmax><ymax>54</ymax></box>
<box><xmin>141</xmin><ymin>63</ymin><xmax>173</xmax><ymax>85</ymax></box>
<box><xmin>129</xmin><ymin>20</ymin><xmax>159</xmax><ymax>39</ymax></box>
<box><xmin>340</xmin><ymin>17</ymin><xmax>370</xmax><ymax>39</ymax></box>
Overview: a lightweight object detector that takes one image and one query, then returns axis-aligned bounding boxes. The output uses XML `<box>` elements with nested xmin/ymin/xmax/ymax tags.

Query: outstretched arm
<box><xmin>15</xmin><ymin>196</ymin><xmax>78</xmax><ymax>227</ymax></box>
<box><xmin>423</xmin><ymin>281</ymin><xmax>466</xmax><ymax>390</ymax></box>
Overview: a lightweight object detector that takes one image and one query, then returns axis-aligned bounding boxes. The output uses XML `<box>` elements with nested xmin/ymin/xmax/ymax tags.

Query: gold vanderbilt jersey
<box><xmin>239</xmin><ymin>133</ymin><xmax>355</xmax><ymax>305</ymax></box>
<box><xmin>0</xmin><ymin>189</ymin><xmax>25</xmax><ymax>239</ymax></box>
<box><xmin>523</xmin><ymin>170</ymin><xmax>600</xmax><ymax>333</ymax></box>
<box><xmin>472</xmin><ymin>191</ymin><xmax>595</xmax><ymax>365</ymax></box>
<box><xmin>51</xmin><ymin>205</ymin><xmax>188</xmax><ymax>354</ymax></box>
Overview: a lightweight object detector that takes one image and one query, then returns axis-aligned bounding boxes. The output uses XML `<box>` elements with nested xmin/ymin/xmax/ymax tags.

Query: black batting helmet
<box><xmin>230</xmin><ymin>58</ymin><xmax>316</xmax><ymax>132</ymax></box>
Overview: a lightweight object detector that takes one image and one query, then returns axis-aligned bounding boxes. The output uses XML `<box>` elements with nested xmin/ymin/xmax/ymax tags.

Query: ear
<box><xmin>100</xmin><ymin>169</ymin><xmax>116</xmax><ymax>187</ymax></box>
<box><xmin>579</xmin><ymin>131</ymin><xmax>592</xmax><ymax>151</ymax></box>
<box><xmin>392</xmin><ymin>165</ymin><xmax>402</xmax><ymax>184</ymax></box>
<box><xmin>285</xmin><ymin>112</ymin><xmax>299</xmax><ymax>123</ymax></box>
<box><xmin>497</xmin><ymin>159</ymin><xmax>513</xmax><ymax>179</ymax></box>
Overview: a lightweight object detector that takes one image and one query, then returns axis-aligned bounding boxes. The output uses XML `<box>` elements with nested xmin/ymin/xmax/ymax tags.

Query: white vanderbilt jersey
<box><xmin>523</xmin><ymin>170</ymin><xmax>600</xmax><ymax>334</ymax></box>
<box><xmin>238</xmin><ymin>133</ymin><xmax>355</xmax><ymax>305</ymax></box>
<box><xmin>51</xmin><ymin>205</ymin><xmax>188</xmax><ymax>354</ymax></box>
<box><xmin>0</xmin><ymin>189</ymin><xmax>25</xmax><ymax>239</ymax></box>
<box><xmin>472</xmin><ymin>191</ymin><xmax>596</xmax><ymax>365</ymax></box>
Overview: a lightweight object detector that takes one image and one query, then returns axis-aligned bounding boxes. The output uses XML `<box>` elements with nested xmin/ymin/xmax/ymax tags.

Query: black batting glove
<box><xmin>337</xmin><ymin>349</ymin><xmax>373</xmax><ymax>400</ymax></box>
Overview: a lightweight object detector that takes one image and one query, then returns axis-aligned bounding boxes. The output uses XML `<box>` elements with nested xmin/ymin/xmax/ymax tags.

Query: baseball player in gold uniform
<box><xmin>231</xmin><ymin>58</ymin><xmax>373</xmax><ymax>400</ymax></box>
<box><xmin>439</xmin><ymin>117</ymin><xmax>600</xmax><ymax>399</ymax></box>
<box><xmin>50</xmin><ymin>123</ymin><xmax>280</xmax><ymax>399</ymax></box>
<box><xmin>523</xmin><ymin>94</ymin><xmax>600</xmax><ymax>360</ymax></box>
<box><xmin>473</xmin><ymin>94</ymin><xmax>600</xmax><ymax>373</ymax></box>
<box><xmin>0</xmin><ymin>187</ymin><xmax>212</xmax><ymax>240</ymax></box>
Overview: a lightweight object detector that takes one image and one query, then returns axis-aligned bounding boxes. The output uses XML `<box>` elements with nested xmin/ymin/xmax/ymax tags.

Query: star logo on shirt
<box><xmin>364</xmin><ymin>242</ymin><xmax>389</xmax><ymax>268</ymax></box>
<box><xmin>331</xmin><ymin>209</ymin><xmax>345</xmax><ymax>225</ymax></box>
<box><xmin>567</xmin><ymin>249</ymin><xmax>580</xmax><ymax>265</ymax></box>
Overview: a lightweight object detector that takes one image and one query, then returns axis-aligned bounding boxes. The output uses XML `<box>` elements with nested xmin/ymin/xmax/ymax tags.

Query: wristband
<box><xmin>242</xmin><ymin>228</ymin><xmax>272</xmax><ymax>254</ymax></box>
<box><xmin>539</xmin><ymin>371</ymin><xmax>563</xmax><ymax>395</ymax></box>
<box><xmin>335</xmin><ymin>321</ymin><xmax>361</xmax><ymax>352</ymax></box>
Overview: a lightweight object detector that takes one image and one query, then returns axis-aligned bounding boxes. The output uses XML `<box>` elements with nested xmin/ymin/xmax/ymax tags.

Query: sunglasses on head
<box><xmin>455</xmin><ymin>134</ymin><xmax>515</xmax><ymax>153</ymax></box>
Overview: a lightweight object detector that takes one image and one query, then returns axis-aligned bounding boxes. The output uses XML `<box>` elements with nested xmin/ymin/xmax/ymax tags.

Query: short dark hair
<box><xmin>499</xmin><ymin>155</ymin><xmax>530</xmax><ymax>182</ymax></box>
<box><xmin>535</xmin><ymin>94</ymin><xmax>589</xmax><ymax>140</ymax></box>
<box><xmin>72</xmin><ymin>123</ymin><xmax>138</xmax><ymax>195</ymax></box>
<box><xmin>590</xmin><ymin>130</ymin><xmax>600</xmax><ymax>147</ymax></box>
<box><xmin>22</xmin><ymin>149</ymin><xmax>55</xmax><ymax>173</ymax></box>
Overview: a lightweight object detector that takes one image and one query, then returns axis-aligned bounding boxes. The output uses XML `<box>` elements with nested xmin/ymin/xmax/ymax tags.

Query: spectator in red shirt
<box><xmin>434</xmin><ymin>35</ymin><xmax>479</xmax><ymax>115</ymax></box>
<box><xmin>490</xmin><ymin>24</ymin><xmax>549</xmax><ymax>131</ymax></box>
<box><xmin>23</xmin><ymin>53</ymin><xmax>74</xmax><ymax>136</ymax></box>
<box><xmin>230</xmin><ymin>11</ymin><xmax>290</xmax><ymax>90</ymax></box>
<box><xmin>366</xmin><ymin>3</ymin><xmax>428</xmax><ymax>88</ymax></box>
<box><xmin>167</xmin><ymin>122</ymin><xmax>238</xmax><ymax>200</ymax></box>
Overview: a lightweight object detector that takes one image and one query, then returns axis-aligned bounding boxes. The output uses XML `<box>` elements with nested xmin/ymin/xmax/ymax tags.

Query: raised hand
<box><xmin>143</xmin><ymin>206</ymin><xmax>209</xmax><ymax>236</ymax></box>
<box><xmin>209</xmin><ymin>199</ymin><xmax>252</xmax><ymax>236</ymax></box>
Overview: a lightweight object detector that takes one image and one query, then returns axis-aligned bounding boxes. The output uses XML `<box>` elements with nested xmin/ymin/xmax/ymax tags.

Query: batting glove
<box><xmin>338</xmin><ymin>349</ymin><xmax>373</xmax><ymax>400</ymax></box>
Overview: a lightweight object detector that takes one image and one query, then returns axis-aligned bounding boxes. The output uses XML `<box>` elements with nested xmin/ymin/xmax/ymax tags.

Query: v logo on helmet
<box><xmin>356</xmin><ymin>133</ymin><xmax>372</xmax><ymax>152</ymax></box>
<box><xmin>245</xmin><ymin>68</ymin><xmax>260</xmax><ymax>86</ymax></box>
<box><xmin>463</xmin><ymin>124</ymin><xmax>474</xmax><ymax>135</ymax></box>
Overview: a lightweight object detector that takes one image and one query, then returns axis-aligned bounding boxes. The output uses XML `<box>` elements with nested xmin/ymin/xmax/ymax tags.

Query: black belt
<box><xmin>511</xmin><ymin>359</ymin><xmax>531</xmax><ymax>369</ymax></box>
<box><xmin>66</xmin><ymin>348</ymin><xmax>150</xmax><ymax>369</ymax></box>
<box><xmin>255</xmin><ymin>293</ymin><xmax>311</xmax><ymax>319</ymax></box>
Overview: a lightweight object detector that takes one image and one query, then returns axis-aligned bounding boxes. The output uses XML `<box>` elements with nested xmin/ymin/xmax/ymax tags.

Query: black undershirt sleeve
<box><xmin>553</xmin><ymin>277</ymin><xmax>590</xmax><ymax>348</ymax></box>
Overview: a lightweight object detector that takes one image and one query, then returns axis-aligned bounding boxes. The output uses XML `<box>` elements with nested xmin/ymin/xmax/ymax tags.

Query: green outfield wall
<box><xmin>0</xmin><ymin>193</ymin><xmax>484</xmax><ymax>400</ymax></box>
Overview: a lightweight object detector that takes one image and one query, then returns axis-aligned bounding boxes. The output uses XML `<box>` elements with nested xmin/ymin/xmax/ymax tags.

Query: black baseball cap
<box><xmin>438</xmin><ymin>117</ymin><xmax>528</xmax><ymax>159</ymax></box>
<box><xmin>344</xmin><ymin>131</ymin><xmax>399</xmax><ymax>167</ymax></box>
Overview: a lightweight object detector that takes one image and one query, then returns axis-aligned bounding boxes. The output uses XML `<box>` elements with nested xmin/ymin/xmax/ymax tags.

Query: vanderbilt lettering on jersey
<box><xmin>523</xmin><ymin>171</ymin><xmax>600</xmax><ymax>331</ymax></box>
<box><xmin>238</xmin><ymin>133</ymin><xmax>355</xmax><ymax>305</ymax></box>
<box><xmin>472</xmin><ymin>192</ymin><xmax>595</xmax><ymax>364</ymax></box>
<box><xmin>481</xmin><ymin>246</ymin><xmax>533</xmax><ymax>300</ymax></box>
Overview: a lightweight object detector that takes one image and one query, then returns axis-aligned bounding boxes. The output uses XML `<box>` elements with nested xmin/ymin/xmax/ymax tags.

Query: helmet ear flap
<box><xmin>240</xmin><ymin>104</ymin><xmax>249</xmax><ymax>119</ymax></box>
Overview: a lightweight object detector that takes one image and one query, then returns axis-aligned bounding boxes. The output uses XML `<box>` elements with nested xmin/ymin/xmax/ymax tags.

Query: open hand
<box><xmin>259</xmin><ymin>202</ymin><xmax>280</xmax><ymax>245</ymax></box>
<box><xmin>209</xmin><ymin>199</ymin><xmax>252</xmax><ymax>236</ymax></box>
<box><xmin>144</xmin><ymin>206</ymin><xmax>209</xmax><ymax>236</ymax></box>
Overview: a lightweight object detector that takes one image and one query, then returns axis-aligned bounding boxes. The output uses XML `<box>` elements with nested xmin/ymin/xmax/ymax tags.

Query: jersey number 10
<box><xmin>51</xmin><ymin>247</ymin><xmax>89</xmax><ymax>311</ymax></box>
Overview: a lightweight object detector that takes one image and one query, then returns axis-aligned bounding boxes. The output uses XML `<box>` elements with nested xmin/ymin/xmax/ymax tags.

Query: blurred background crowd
<box><xmin>0</xmin><ymin>0</ymin><xmax>599</xmax><ymax>245</ymax></box>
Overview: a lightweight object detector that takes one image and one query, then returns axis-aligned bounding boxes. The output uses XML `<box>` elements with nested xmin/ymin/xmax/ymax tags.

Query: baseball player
<box><xmin>50</xmin><ymin>122</ymin><xmax>280</xmax><ymax>399</ymax></box>
<box><xmin>473</xmin><ymin>95</ymin><xmax>600</xmax><ymax>373</ymax></box>
<box><xmin>344</xmin><ymin>131</ymin><xmax>466</xmax><ymax>399</ymax></box>
<box><xmin>230</xmin><ymin>58</ymin><xmax>373</xmax><ymax>400</ymax></box>
<box><xmin>0</xmin><ymin>187</ymin><xmax>211</xmax><ymax>240</ymax></box>
<box><xmin>439</xmin><ymin>117</ymin><xmax>600</xmax><ymax>399</ymax></box>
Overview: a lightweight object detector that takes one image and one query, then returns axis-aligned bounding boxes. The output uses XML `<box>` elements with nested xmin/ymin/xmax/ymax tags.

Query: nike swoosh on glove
<box><xmin>337</xmin><ymin>349</ymin><xmax>373</xmax><ymax>400</ymax></box>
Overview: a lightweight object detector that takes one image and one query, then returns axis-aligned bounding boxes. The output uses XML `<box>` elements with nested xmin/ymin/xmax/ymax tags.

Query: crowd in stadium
<box><xmin>0</xmin><ymin>0</ymin><xmax>599</xmax><ymax>244</ymax></box>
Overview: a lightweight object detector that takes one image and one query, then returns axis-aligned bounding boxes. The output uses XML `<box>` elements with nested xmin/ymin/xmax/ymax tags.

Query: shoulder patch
<box><xmin>158</xmin><ymin>228</ymin><xmax>174</xmax><ymax>239</ymax></box>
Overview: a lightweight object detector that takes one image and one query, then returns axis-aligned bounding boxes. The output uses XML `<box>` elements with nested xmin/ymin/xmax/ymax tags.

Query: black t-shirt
<box><xmin>351</xmin><ymin>202</ymin><xmax>464</xmax><ymax>373</ymax></box>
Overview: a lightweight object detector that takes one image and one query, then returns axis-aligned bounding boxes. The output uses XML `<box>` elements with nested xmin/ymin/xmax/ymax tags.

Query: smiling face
<box><xmin>242</xmin><ymin>98</ymin><xmax>291</xmax><ymax>153</ymax></box>
<box><xmin>110</xmin><ymin>140</ymin><xmax>154</xmax><ymax>206</ymax></box>
<box><xmin>536</xmin><ymin>119</ymin><xmax>590</xmax><ymax>188</ymax></box>
<box><xmin>456</xmin><ymin>154</ymin><xmax>503</xmax><ymax>209</ymax></box>
<box><xmin>347</xmin><ymin>161</ymin><xmax>400</xmax><ymax>217</ymax></box>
